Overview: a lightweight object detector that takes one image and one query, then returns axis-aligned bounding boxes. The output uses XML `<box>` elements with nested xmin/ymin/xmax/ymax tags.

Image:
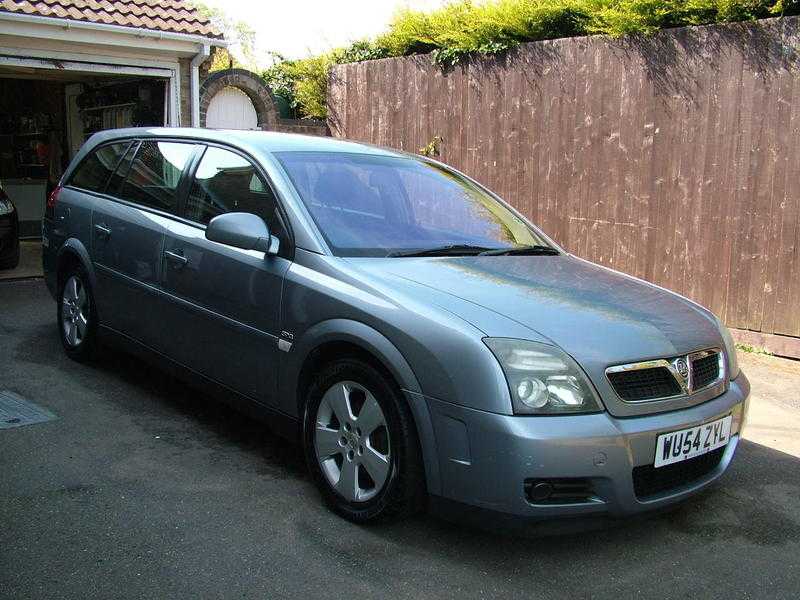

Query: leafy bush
<box><xmin>194</xmin><ymin>1</ymin><xmax>258</xmax><ymax>72</ymax></box>
<box><xmin>262</xmin><ymin>54</ymin><xmax>296</xmax><ymax>106</ymax></box>
<box><xmin>262</xmin><ymin>40</ymin><xmax>392</xmax><ymax>119</ymax></box>
<box><xmin>263</xmin><ymin>54</ymin><xmax>335</xmax><ymax>119</ymax></box>
<box><xmin>337</xmin><ymin>40</ymin><xmax>393</xmax><ymax>63</ymax></box>
<box><xmin>268</xmin><ymin>0</ymin><xmax>795</xmax><ymax>119</ymax></box>
<box><xmin>286</xmin><ymin>54</ymin><xmax>334</xmax><ymax>121</ymax></box>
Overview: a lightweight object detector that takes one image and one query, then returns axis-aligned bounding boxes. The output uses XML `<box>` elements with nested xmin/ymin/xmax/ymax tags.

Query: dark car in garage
<box><xmin>0</xmin><ymin>182</ymin><xmax>20</xmax><ymax>270</ymax></box>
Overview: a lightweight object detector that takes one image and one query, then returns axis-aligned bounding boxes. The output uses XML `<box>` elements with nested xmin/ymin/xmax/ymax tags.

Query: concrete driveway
<box><xmin>1</xmin><ymin>279</ymin><xmax>799</xmax><ymax>599</ymax></box>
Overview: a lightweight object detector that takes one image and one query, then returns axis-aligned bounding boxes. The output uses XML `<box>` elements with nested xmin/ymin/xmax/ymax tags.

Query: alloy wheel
<box><xmin>61</xmin><ymin>275</ymin><xmax>88</xmax><ymax>347</ymax></box>
<box><xmin>314</xmin><ymin>380</ymin><xmax>391</xmax><ymax>503</ymax></box>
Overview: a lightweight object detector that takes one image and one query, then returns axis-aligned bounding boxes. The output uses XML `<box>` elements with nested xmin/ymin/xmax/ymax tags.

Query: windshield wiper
<box><xmin>387</xmin><ymin>244</ymin><xmax>494</xmax><ymax>258</ymax></box>
<box><xmin>478</xmin><ymin>245</ymin><xmax>559</xmax><ymax>256</ymax></box>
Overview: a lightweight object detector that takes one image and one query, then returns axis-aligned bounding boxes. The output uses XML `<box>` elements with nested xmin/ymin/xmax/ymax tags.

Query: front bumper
<box><xmin>0</xmin><ymin>212</ymin><xmax>18</xmax><ymax>260</ymax></box>
<box><xmin>425</xmin><ymin>373</ymin><xmax>750</xmax><ymax>522</ymax></box>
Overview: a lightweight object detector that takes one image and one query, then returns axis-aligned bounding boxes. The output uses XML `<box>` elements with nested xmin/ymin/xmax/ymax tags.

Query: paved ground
<box><xmin>1</xmin><ymin>279</ymin><xmax>799</xmax><ymax>599</ymax></box>
<box><xmin>0</xmin><ymin>241</ymin><xmax>43</xmax><ymax>281</ymax></box>
<box><xmin>734</xmin><ymin>352</ymin><xmax>800</xmax><ymax>459</ymax></box>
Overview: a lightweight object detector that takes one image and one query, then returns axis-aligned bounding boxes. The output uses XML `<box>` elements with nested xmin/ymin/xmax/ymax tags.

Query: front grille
<box><xmin>632</xmin><ymin>446</ymin><xmax>726</xmax><ymax>499</ymax></box>
<box><xmin>692</xmin><ymin>353</ymin><xmax>720</xmax><ymax>390</ymax></box>
<box><xmin>607</xmin><ymin>367</ymin><xmax>682</xmax><ymax>402</ymax></box>
<box><xmin>608</xmin><ymin>349</ymin><xmax>724</xmax><ymax>402</ymax></box>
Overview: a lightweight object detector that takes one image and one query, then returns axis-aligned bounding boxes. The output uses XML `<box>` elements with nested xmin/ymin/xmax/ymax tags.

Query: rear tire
<box><xmin>303</xmin><ymin>357</ymin><xmax>426</xmax><ymax>523</ymax></box>
<box><xmin>57</xmin><ymin>265</ymin><xmax>98</xmax><ymax>362</ymax></box>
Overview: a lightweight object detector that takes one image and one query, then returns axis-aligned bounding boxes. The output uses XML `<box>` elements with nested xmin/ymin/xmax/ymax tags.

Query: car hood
<box><xmin>348</xmin><ymin>254</ymin><xmax>724</xmax><ymax>415</ymax></box>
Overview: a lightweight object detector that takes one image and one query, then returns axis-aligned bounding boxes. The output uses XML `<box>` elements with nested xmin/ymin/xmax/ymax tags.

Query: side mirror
<box><xmin>206</xmin><ymin>212</ymin><xmax>279</xmax><ymax>256</ymax></box>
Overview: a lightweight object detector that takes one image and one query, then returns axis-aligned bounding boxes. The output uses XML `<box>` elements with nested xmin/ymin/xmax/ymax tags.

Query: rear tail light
<box><xmin>45</xmin><ymin>185</ymin><xmax>62</xmax><ymax>218</ymax></box>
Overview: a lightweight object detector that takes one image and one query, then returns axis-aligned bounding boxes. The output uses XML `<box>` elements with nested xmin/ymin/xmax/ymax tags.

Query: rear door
<box><xmin>158</xmin><ymin>145</ymin><xmax>292</xmax><ymax>404</ymax></box>
<box><xmin>91</xmin><ymin>139</ymin><xmax>199</xmax><ymax>350</ymax></box>
<box><xmin>66</xmin><ymin>139</ymin><xmax>133</xmax><ymax>330</ymax></box>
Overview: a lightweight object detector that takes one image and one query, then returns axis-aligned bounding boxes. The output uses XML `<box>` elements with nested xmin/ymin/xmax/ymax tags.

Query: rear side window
<box><xmin>69</xmin><ymin>142</ymin><xmax>131</xmax><ymax>193</ymax></box>
<box><xmin>185</xmin><ymin>146</ymin><xmax>287</xmax><ymax>242</ymax></box>
<box><xmin>117</xmin><ymin>141</ymin><xmax>196</xmax><ymax>213</ymax></box>
<box><xmin>106</xmin><ymin>141</ymin><xmax>138</xmax><ymax>194</ymax></box>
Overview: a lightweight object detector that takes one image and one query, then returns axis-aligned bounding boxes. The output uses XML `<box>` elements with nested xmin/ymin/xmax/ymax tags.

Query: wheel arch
<box><xmin>283</xmin><ymin>319</ymin><xmax>441</xmax><ymax>496</ymax></box>
<box><xmin>56</xmin><ymin>238</ymin><xmax>97</xmax><ymax>292</ymax></box>
<box><xmin>287</xmin><ymin>321</ymin><xmax>419</xmax><ymax>407</ymax></box>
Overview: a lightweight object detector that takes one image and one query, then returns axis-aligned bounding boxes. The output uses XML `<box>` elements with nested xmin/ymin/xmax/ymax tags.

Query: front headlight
<box><xmin>484</xmin><ymin>338</ymin><xmax>603</xmax><ymax>415</ymax></box>
<box><xmin>0</xmin><ymin>197</ymin><xmax>13</xmax><ymax>216</ymax></box>
<box><xmin>714</xmin><ymin>316</ymin><xmax>740</xmax><ymax>380</ymax></box>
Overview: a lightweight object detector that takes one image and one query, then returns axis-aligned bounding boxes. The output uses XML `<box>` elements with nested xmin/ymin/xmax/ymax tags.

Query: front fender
<box><xmin>283</xmin><ymin>318</ymin><xmax>422</xmax><ymax>403</ymax></box>
<box><xmin>279</xmin><ymin>318</ymin><xmax>441</xmax><ymax>496</ymax></box>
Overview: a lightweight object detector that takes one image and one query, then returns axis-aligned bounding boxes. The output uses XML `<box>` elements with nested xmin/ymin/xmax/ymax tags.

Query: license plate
<box><xmin>654</xmin><ymin>415</ymin><xmax>732</xmax><ymax>468</ymax></box>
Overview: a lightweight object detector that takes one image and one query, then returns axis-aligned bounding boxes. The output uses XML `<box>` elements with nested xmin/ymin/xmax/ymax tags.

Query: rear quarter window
<box><xmin>68</xmin><ymin>142</ymin><xmax>132</xmax><ymax>193</ymax></box>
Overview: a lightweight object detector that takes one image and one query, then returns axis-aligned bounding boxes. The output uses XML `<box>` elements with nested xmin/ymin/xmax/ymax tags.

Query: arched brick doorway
<box><xmin>199</xmin><ymin>68</ymin><xmax>278</xmax><ymax>130</ymax></box>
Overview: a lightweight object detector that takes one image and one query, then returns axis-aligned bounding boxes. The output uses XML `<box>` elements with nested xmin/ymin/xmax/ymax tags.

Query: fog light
<box><xmin>524</xmin><ymin>478</ymin><xmax>596</xmax><ymax>504</ymax></box>
<box><xmin>529</xmin><ymin>481</ymin><xmax>553</xmax><ymax>502</ymax></box>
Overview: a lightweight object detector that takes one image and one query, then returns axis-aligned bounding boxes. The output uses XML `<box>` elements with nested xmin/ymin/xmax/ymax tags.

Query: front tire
<box><xmin>57</xmin><ymin>266</ymin><xmax>97</xmax><ymax>362</ymax></box>
<box><xmin>303</xmin><ymin>357</ymin><xmax>425</xmax><ymax>523</ymax></box>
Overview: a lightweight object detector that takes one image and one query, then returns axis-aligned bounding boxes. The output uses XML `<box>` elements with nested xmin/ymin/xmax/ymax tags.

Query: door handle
<box><xmin>94</xmin><ymin>223</ymin><xmax>111</xmax><ymax>238</ymax></box>
<box><xmin>164</xmin><ymin>249</ymin><xmax>188</xmax><ymax>268</ymax></box>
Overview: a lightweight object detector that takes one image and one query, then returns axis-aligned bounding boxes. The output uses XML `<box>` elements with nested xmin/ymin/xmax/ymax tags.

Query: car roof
<box><xmin>85</xmin><ymin>127</ymin><xmax>408</xmax><ymax>158</ymax></box>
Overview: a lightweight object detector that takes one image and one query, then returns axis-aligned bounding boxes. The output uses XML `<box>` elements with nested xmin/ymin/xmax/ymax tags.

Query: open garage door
<box><xmin>0</xmin><ymin>58</ymin><xmax>173</xmax><ymax>235</ymax></box>
<box><xmin>0</xmin><ymin>56</ymin><xmax>176</xmax><ymax>279</ymax></box>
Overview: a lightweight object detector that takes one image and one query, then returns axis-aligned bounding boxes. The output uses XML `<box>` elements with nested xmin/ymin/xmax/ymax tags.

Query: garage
<box><xmin>0</xmin><ymin>66</ymin><xmax>168</xmax><ymax>235</ymax></box>
<box><xmin>0</xmin><ymin>0</ymin><xmax>225</xmax><ymax>279</ymax></box>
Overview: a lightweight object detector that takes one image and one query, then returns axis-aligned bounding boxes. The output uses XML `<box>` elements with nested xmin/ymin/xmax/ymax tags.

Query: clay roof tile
<box><xmin>0</xmin><ymin>0</ymin><xmax>223</xmax><ymax>38</ymax></box>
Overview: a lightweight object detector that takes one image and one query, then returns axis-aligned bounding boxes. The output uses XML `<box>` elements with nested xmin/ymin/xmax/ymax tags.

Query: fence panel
<box><xmin>328</xmin><ymin>17</ymin><xmax>800</xmax><ymax>340</ymax></box>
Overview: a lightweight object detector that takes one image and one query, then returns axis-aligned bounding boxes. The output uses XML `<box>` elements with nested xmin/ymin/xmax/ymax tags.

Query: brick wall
<box><xmin>272</xmin><ymin>118</ymin><xmax>329</xmax><ymax>136</ymax></box>
<box><xmin>198</xmin><ymin>68</ymin><xmax>328</xmax><ymax>135</ymax></box>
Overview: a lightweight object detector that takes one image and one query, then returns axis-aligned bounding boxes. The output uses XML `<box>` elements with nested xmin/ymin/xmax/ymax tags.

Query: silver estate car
<box><xmin>43</xmin><ymin>128</ymin><xmax>749</xmax><ymax>528</ymax></box>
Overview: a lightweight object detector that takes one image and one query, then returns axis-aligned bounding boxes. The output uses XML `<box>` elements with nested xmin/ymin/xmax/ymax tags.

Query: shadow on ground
<box><xmin>48</xmin><ymin>311</ymin><xmax>800</xmax><ymax>550</ymax></box>
<box><xmin>2</xmin><ymin>279</ymin><xmax>799</xmax><ymax>599</ymax></box>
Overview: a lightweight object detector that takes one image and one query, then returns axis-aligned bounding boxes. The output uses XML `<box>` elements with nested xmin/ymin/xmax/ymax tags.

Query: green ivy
<box><xmin>261</xmin><ymin>40</ymin><xmax>392</xmax><ymax>119</ymax></box>
<box><xmin>266</xmin><ymin>0</ymin><xmax>796</xmax><ymax>120</ymax></box>
<box><xmin>262</xmin><ymin>54</ymin><xmax>298</xmax><ymax>108</ymax></box>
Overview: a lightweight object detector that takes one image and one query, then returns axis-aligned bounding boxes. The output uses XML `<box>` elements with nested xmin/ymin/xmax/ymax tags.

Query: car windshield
<box><xmin>274</xmin><ymin>151</ymin><xmax>550</xmax><ymax>257</ymax></box>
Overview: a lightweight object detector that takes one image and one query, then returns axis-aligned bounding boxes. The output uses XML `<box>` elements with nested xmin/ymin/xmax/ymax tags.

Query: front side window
<box><xmin>117</xmin><ymin>141</ymin><xmax>196</xmax><ymax>213</ymax></box>
<box><xmin>185</xmin><ymin>146</ymin><xmax>285</xmax><ymax>242</ymax></box>
<box><xmin>69</xmin><ymin>142</ymin><xmax>131</xmax><ymax>193</ymax></box>
<box><xmin>274</xmin><ymin>151</ymin><xmax>547</xmax><ymax>257</ymax></box>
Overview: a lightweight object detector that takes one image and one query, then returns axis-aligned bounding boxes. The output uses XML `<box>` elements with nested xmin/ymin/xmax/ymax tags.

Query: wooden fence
<box><xmin>328</xmin><ymin>16</ymin><xmax>800</xmax><ymax>353</ymax></box>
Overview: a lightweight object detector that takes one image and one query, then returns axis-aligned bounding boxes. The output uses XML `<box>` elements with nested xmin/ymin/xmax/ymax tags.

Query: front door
<box><xmin>159</xmin><ymin>145</ymin><xmax>291</xmax><ymax>404</ymax></box>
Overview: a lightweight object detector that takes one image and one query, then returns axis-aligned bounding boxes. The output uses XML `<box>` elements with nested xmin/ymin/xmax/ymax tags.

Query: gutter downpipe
<box><xmin>190</xmin><ymin>43</ymin><xmax>211</xmax><ymax>127</ymax></box>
